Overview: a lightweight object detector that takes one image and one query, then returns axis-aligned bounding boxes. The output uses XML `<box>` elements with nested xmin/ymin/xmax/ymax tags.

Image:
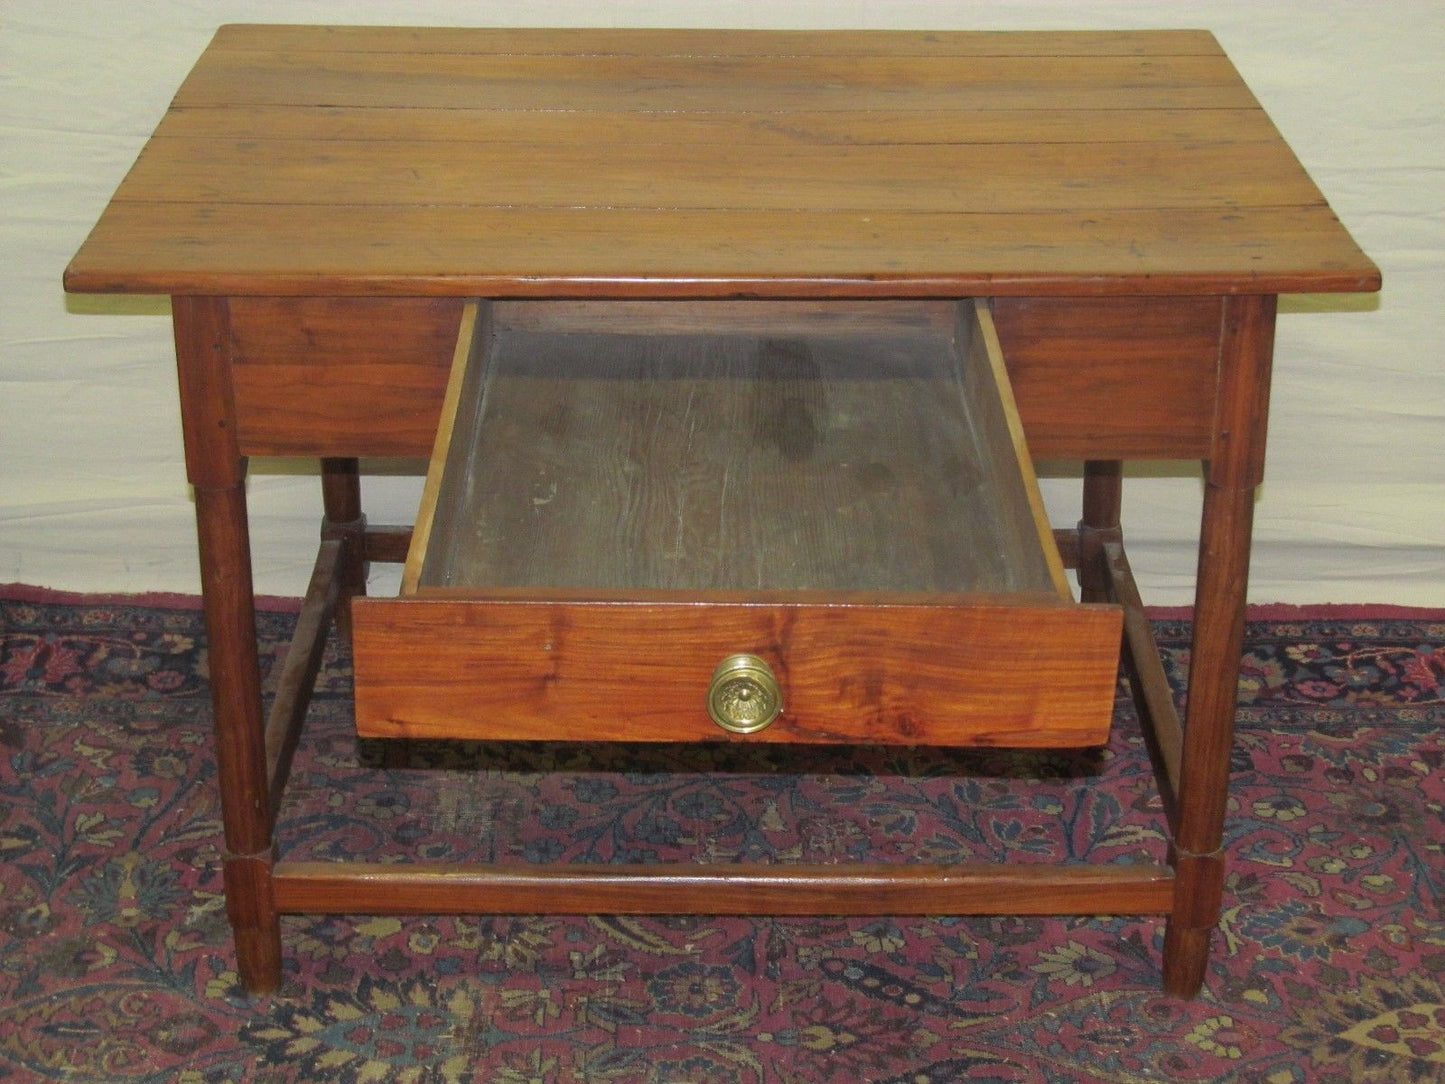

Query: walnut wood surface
<box><xmin>962</xmin><ymin>300</ymin><xmax>1069</xmax><ymax>596</ymax></box>
<box><xmin>272</xmin><ymin>860</ymin><xmax>1175</xmax><ymax>917</ymax></box>
<box><xmin>65</xmin><ymin>26</ymin><xmax>1378</xmax><ymax>298</ymax></box>
<box><xmin>990</xmin><ymin>297</ymin><xmax>1222</xmax><ymax>459</ymax></box>
<box><xmin>361</xmin><ymin>526</ymin><xmax>413</xmax><ymax>565</ymax></box>
<box><xmin>158</xmin><ymin>103</ymin><xmax>1282</xmax><ymax>147</ymax></box>
<box><xmin>353</xmin><ymin>297</ymin><xmax>1120</xmax><ymax>747</ymax></box>
<box><xmin>202</xmin><ymin>25</ymin><xmax>1226</xmax><ymax>58</ymax></box>
<box><xmin>402</xmin><ymin>301</ymin><xmax>482</xmax><ymax>595</ymax></box>
<box><xmin>1103</xmin><ymin>536</ymin><xmax>1183</xmax><ymax>826</ymax></box>
<box><xmin>262</xmin><ymin>538</ymin><xmax>339</xmax><ymax>823</ymax></box>
<box><xmin>1164</xmin><ymin>295</ymin><xmax>1277</xmax><ymax>997</ymax></box>
<box><xmin>118</xmin><ymin>140</ymin><xmax>1325</xmax><ymax>214</ymax></box>
<box><xmin>229</xmin><ymin>297</ymin><xmax>462</xmax><ymax>457</ymax></box>
<box><xmin>320</xmin><ymin>457</ymin><xmax>367</xmax><ymax>637</ymax></box>
<box><xmin>172</xmin><ymin>296</ymin><xmax>283</xmax><ymax>993</ymax></box>
<box><xmin>210</xmin><ymin>294</ymin><xmax>1236</xmax><ymax>462</ymax></box>
<box><xmin>1078</xmin><ymin>460</ymin><xmax>1123</xmax><ymax>604</ymax></box>
<box><xmin>351</xmin><ymin>593</ymin><xmax>1121</xmax><ymax>747</ymax></box>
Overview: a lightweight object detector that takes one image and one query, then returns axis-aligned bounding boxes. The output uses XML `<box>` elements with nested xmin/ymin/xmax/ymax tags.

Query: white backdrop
<box><xmin>2</xmin><ymin>0</ymin><xmax>1441</xmax><ymax>605</ymax></box>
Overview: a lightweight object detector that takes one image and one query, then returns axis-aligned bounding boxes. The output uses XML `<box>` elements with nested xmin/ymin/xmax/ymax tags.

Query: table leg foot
<box><xmin>1161</xmin><ymin>919</ymin><xmax>1211</xmax><ymax>998</ymax></box>
<box><xmin>224</xmin><ymin>853</ymin><xmax>283</xmax><ymax>995</ymax></box>
<box><xmin>234</xmin><ymin>926</ymin><xmax>284</xmax><ymax>995</ymax></box>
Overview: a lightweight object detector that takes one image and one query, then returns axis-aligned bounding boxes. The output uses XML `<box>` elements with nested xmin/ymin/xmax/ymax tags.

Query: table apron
<box><xmin>226</xmin><ymin>295</ymin><xmax>1222</xmax><ymax>461</ymax></box>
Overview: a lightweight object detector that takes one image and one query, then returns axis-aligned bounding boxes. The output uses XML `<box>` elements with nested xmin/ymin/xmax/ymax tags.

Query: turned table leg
<box><xmin>174</xmin><ymin>296</ymin><xmax>283</xmax><ymax>993</ymax></box>
<box><xmin>1163</xmin><ymin>294</ymin><xmax>1277</xmax><ymax>997</ymax></box>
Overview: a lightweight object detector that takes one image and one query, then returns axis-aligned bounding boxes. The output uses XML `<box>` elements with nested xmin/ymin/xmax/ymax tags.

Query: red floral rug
<box><xmin>1</xmin><ymin>587</ymin><xmax>1442</xmax><ymax>1082</ymax></box>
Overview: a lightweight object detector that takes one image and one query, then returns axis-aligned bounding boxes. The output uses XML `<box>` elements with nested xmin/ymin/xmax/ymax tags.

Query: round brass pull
<box><xmin>707</xmin><ymin>654</ymin><xmax>783</xmax><ymax>734</ymax></box>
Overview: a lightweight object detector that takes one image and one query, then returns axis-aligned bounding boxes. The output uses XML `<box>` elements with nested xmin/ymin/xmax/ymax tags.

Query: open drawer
<box><xmin>352</xmin><ymin>299</ymin><xmax>1121</xmax><ymax>747</ymax></box>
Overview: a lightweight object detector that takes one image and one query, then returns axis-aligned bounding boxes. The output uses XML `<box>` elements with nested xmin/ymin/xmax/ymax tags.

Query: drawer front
<box><xmin>352</xmin><ymin>594</ymin><xmax>1122</xmax><ymax>747</ymax></box>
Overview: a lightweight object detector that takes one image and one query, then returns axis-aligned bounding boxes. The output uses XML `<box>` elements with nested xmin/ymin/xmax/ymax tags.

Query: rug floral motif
<box><xmin>1</xmin><ymin>590</ymin><xmax>1442</xmax><ymax>1082</ymax></box>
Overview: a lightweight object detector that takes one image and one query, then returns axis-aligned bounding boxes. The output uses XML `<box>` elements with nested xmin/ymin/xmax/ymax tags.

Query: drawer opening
<box><xmin>353</xmin><ymin>299</ymin><xmax>1122</xmax><ymax>748</ymax></box>
<box><xmin>409</xmin><ymin>299</ymin><xmax>1067</xmax><ymax>600</ymax></box>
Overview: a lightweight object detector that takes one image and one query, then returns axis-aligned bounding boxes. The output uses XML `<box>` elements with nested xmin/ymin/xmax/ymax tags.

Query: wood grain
<box><xmin>991</xmin><ymin>296</ymin><xmax>1223</xmax><ymax>458</ymax></box>
<box><xmin>263</xmin><ymin>538</ymin><xmax>339</xmax><ymax>821</ymax></box>
<box><xmin>65</xmin><ymin>26</ymin><xmax>1379</xmax><ymax>299</ymax></box>
<box><xmin>1078</xmin><ymin>460</ymin><xmax>1122</xmax><ymax>603</ymax></box>
<box><xmin>67</xmin><ymin>203</ymin><xmax>1379</xmax><ymax>299</ymax></box>
<box><xmin>1103</xmin><ymin>536</ymin><xmax>1183</xmax><ymax>824</ymax></box>
<box><xmin>351</xmin><ymin>593</ymin><xmax>1122</xmax><ymax>747</ymax></box>
<box><xmin>320</xmin><ymin>457</ymin><xmax>367</xmax><ymax>637</ymax></box>
<box><xmin>359</xmin><ymin>296</ymin><xmax>1119</xmax><ymax>748</ymax></box>
<box><xmin>112</xmin><ymin>137</ymin><xmax>1327</xmax><ymax>216</ymax></box>
<box><xmin>188</xmin><ymin>292</ymin><xmax>1249</xmax><ymax>463</ymax></box>
<box><xmin>172</xmin><ymin>296</ymin><xmax>282</xmax><ymax>993</ymax></box>
<box><xmin>272</xmin><ymin>860</ymin><xmax>1176</xmax><ymax>917</ymax></box>
<box><xmin>963</xmin><ymin>299</ymin><xmax>1069</xmax><ymax>597</ymax></box>
<box><xmin>207</xmin><ymin>25</ymin><xmax>1224</xmax><ymax>58</ymax></box>
<box><xmin>402</xmin><ymin>301</ymin><xmax>482</xmax><ymax>595</ymax></box>
<box><xmin>228</xmin><ymin>296</ymin><xmax>462</xmax><ymax>456</ymax></box>
<box><xmin>362</xmin><ymin>526</ymin><xmax>413</xmax><ymax>565</ymax></box>
<box><xmin>1164</xmin><ymin>294</ymin><xmax>1277</xmax><ymax>998</ymax></box>
<box><xmin>418</xmin><ymin>300</ymin><xmax>1057</xmax><ymax>596</ymax></box>
<box><xmin>155</xmin><ymin>105</ymin><xmax>1283</xmax><ymax>148</ymax></box>
<box><xmin>172</xmin><ymin>52</ymin><xmax>1255</xmax><ymax>112</ymax></box>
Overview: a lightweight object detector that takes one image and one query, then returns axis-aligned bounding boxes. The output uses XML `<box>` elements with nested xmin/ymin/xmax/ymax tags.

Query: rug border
<box><xmin>5</xmin><ymin>582</ymin><xmax>1444</xmax><ymax>621</ymax></box>
<box><xmin>1147</xmin><ymin>601</ymin><xmax>1445</xmax><ymax>620</ymax></box>
<box><xmin>0</xmin><ymin>582</ymin><xmax>302</xmax><ymax>613</ymax></box>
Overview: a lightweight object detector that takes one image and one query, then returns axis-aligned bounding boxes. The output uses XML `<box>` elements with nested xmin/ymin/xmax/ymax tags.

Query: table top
<box><xmin>65</xmin><ymin>25</ymin><xmax>1379</xmax><ymax>299</ymax></box>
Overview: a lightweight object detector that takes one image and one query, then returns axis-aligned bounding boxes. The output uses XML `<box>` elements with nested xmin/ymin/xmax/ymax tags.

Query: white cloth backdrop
<box><xmin>2</xmin><ymin>0</ymin><xmax>1441</xmax><ymax>605</ymax></box>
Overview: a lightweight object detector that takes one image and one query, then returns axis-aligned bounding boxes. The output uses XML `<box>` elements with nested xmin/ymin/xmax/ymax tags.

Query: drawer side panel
<box><xmin>991</xmin><ymin>296</ymin><xmax>1222</xmax><ymax>459</ymax></box>
<box><xmin>229</xmin><ymin>297</ymin><xmax>463</xmax><ymax>457</ymax></box>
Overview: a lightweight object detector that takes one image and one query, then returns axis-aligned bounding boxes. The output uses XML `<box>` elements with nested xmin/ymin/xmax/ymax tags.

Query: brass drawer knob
<box><xmin>707</xmin><ymin>654</ymin><xmax>783</xmax><ymax>734</ymax></box>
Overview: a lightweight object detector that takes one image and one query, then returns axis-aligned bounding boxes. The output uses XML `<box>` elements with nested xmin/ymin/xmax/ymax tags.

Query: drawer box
<box><xmin>352</xmin><ymin>299</ymin><xmax>1121</xmax><ymax>746</ymax></box>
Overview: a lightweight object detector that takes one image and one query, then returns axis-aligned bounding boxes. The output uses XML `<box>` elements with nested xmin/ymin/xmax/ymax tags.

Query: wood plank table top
<box><xmin>64</xmin><ymin>25</ymin><xmax>1380</xmax><ymax>298</ymax></box>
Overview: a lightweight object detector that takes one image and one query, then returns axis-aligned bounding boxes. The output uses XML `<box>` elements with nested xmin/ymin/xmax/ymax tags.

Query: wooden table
<box><xmin>65</xmin><ymin>25</ymin><xmax>1379</xmax><ymax>999</ymax></box>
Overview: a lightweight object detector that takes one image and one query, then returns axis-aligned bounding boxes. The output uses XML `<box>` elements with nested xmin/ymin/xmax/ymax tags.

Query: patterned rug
<box><xmin>1</xmin><ymin>586</ymin><xmax>1442</xmax><ymax>1083</ymax></box>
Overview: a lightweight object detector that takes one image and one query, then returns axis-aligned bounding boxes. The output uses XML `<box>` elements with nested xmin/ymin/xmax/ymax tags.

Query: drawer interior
<box><xmin>410</xmin><ymin>299</ymin><xmax>1069</xmax><ymax>600</ymax></box>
